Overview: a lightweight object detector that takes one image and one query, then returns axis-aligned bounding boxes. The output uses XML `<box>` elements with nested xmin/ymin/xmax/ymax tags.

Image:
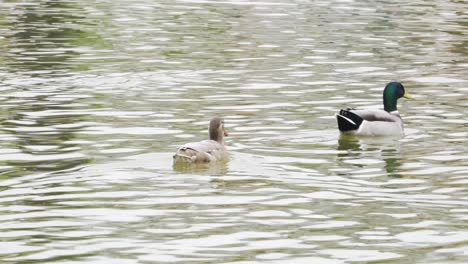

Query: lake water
<box><xmin>0</xmin><ymin>0</ymin><xmax>467</xmax><ymax>263</ymax></box>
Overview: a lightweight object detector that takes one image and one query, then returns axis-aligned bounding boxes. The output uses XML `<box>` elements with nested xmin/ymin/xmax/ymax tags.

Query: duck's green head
<box><xmin>383</xmin><ymin>81</ymin><xmax>412</xmax><ymax>112</ymax></box>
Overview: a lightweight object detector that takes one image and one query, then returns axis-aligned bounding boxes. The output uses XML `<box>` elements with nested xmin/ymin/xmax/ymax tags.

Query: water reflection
<box><xmin>0</xmin><ymin>0</ymin><xmax>467</xmax><ymax>263</ymax></box>
<box><xmin>0</xmin><ymin>1</ymin><xmax>110</xmax><ymax>175</ymax></box>
<box><xmin>173</xmin><ymin>160</ymin><xmax>229</xmax><ymax>176</ymax></box>
<box><xmin>337</xmin><ymin>134</ymin><xmax>361</xmax><ymax>153</ymax></box>
<box><xmin>337</xmin><ymin>134</ymin><xmax>406</xmax><ymax>178</ymax></box>
<box><xmin>384</xmin><ymin>157</ymin><xmax>404</xmax><ymax>177</ymax></box>
<box><xmin>1</xmin><ymin>0</ymin><xmax>105</xmax><ymax>73</ymax></box>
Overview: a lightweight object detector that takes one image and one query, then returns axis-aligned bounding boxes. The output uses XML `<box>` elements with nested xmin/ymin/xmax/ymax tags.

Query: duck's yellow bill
<box><xmin>224</xmin><ymin>130</ymin><xmax>229</xmax><ymax>137</ymax></box>
<box><xmin>403</xmin><ymin>91</ymin><xmax>414</xmax><ymax>99</ymax></box>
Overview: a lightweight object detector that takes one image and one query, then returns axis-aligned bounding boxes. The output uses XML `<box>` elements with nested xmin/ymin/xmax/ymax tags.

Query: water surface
<box><xmin>0</xmin><ymin>0</ymin><xmax>467</xmax><ymax>263</ymax></box>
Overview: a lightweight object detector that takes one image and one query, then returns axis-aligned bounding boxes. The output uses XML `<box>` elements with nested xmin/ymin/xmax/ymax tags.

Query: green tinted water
<box><xmin>0</xmin><ymin>0</ymin><xmax>467</xmax><ymax>263</ymax></box>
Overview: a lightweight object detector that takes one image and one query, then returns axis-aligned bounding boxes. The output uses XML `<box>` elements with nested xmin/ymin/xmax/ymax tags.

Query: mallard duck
<box><xmin>336</xmin><ymin>82</ymin><xmax>412</xmax><ymax>136</ymax></box>
<box><xmin>173</xmin><ymin>117</ymin><xmax>229</xmax><ymax>163</ymax></box>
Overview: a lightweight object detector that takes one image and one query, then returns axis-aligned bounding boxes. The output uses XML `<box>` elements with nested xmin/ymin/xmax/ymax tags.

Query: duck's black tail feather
<box><xmin>336</xmin><ymin>109</ymin><xmax>363</xmax><ymax>132</ymax></box>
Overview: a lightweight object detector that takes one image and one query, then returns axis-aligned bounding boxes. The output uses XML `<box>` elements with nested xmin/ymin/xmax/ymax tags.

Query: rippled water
<box><xmin>1</xmin><ymin>0</ymin><xmax>467</xmax><ymax>263</ymax></box>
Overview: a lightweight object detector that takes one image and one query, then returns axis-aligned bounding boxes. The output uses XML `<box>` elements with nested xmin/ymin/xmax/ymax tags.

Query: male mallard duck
<box><xmin>173</xmin><ymin>117</ymin><xmax>229</xmax><ymax>163</ymax></box>
<box><xmin>336</xmin><ymin>81</ymin><xmax>412</xmax><ymax>136</ymax></box>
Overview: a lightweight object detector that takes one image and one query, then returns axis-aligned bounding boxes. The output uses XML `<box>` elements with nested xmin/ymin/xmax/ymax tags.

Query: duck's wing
<box><xmin>350</xmin><ymin>109</ymin><xmax>401</xmax><ymax>122</ymax></box>
<box><xmin>181</xmin><ymin>140</ymin><xmax>224</xmax><ymax>153</ymax></box>
<box><xmin>174</xmin><ymin>140</ymin><xmax>227</xmax><ymax>163</ymax></box>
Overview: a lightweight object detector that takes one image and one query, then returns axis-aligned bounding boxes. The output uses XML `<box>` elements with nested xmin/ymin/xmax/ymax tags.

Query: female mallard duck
<box><xmin>336</xmin><ymin>82</ymin><xmax>413</xmax><ymax>136</ymax></box>
<box><xmin>173</xmin><ymin>117</ymin><xmax>229</xmax><ymax>163</ymax></box>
